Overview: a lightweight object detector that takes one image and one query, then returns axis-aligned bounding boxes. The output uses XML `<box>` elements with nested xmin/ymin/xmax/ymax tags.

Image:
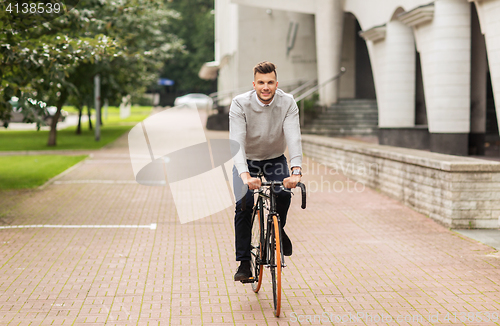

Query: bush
<box><xmin>297</xmin><ymin>93</ymin><xmax>320</xmax><ymax>124</ymax></box>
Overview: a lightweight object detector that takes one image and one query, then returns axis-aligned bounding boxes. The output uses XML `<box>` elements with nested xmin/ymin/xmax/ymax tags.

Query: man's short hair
<box><xmin>253</xmin><ymin>61</ymin><xmax>277</xmax><ymax>80</ymax></box>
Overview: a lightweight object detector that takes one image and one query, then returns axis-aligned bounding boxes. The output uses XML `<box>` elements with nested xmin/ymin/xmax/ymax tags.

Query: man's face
<box><xmin>253</xmin><ymin>72</ymin><xmax>278</xmax><ymax>104</ymax></box>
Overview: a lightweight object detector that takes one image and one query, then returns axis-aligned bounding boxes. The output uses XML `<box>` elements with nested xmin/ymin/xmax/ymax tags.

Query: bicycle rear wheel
<box><xmin>250</xmin><ymin>208</ymin><xmax>263</xmax><ymax>292</ymax></box>
<box><xmin>270</xmin><ymin>215</ymin><xmax>282</xmax><ymax>317</ymax></box>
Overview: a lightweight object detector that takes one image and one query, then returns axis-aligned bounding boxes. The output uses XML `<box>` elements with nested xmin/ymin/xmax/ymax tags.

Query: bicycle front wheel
<box><xmin>250</xmin><ymin>208</ymin><xmax>263</xmax><ymax>293</ymax></box>
<box><xmin>270</xmin><ymin>215</ymin><xmax>282</xmax><ymax>317</ymax></box>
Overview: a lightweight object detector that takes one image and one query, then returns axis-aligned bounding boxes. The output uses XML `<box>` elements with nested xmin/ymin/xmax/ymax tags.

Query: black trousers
<box><xmin>233</xmin><ymin>154</ymin><xmax>291</xmax><ymax>261</ymax></box>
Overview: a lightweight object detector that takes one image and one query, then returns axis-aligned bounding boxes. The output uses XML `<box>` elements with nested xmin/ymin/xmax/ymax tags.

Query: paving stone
<box><xmin>1</xmin><ymin>130</ymin><xmax>500</xmax><ymax>325</ymax></box>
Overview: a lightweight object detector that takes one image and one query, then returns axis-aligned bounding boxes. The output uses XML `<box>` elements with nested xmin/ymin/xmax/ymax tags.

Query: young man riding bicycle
<box><xmin>229</xmin><ymin>61</ymin><xmax>303</xmax><ymax>282</ymax></box>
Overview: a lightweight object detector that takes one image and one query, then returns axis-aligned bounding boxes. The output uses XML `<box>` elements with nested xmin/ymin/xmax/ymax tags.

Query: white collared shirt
<box><xmin>255</xmin><ymin>92</ymin><xmax>275</xmax><ymax>107</ymax></box>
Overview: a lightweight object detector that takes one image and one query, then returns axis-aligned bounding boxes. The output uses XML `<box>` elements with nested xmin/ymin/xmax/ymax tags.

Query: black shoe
<box><xmin>282</xmin><ymin>230</ymin><xmax>292</xmax><ymax>256</ymax></box>
<box><xmin>234</xmin><ymin>260</ymin><xmax>252</xmax><ymax>281</ymax></box>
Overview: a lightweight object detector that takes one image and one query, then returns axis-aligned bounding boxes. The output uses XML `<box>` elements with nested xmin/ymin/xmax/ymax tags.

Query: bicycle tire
<box><xmin>250</xmin><ymin>208</ymin><xmax>263</xmax><ymax>292</ymax></box>
<box><xmin>270</xmin><ymin>215</ymin><xmax>282</xmax><ymax>317</ymax></box>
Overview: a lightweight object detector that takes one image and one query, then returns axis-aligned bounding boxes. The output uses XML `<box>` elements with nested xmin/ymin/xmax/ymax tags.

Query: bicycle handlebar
<box><xmin>297</xmin><ymin>182</ymin><xmax>307</xmax><ymax>209</ymax></box>
<box><xmin>240</xmin><ymin>181</ymin><xmax>307</xmax><ymax>211</ymax></box>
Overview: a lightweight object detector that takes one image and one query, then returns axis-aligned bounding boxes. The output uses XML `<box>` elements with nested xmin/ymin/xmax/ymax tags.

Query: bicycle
<box><xmin>241</xmin><ymin>175</ymin><xmax>306</xmax><ymax>317</ymax></box>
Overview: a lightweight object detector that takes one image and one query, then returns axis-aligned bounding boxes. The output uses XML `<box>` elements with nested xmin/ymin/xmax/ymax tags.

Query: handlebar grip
<box><xmin>241</xmin><ymin>184</ymin><xmax>249</xmax><ymax>211</ymax></box>
<box><xmin>297</xmin><ymin>182</ymin><xmax>306</xmax><ymax>209</ymax></box>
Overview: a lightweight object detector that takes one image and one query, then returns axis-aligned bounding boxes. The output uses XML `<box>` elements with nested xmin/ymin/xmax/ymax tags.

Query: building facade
<box><xmin>210</xmin><ymin>0</ymin><xmax>500</xmax><ymax>156</ymax></box>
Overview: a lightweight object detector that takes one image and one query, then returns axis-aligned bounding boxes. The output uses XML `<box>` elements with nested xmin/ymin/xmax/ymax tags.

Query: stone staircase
<box><xmin>303</xmin><ymin>99</ymin><xmax>378</xmax><ymax>136</ymax></box>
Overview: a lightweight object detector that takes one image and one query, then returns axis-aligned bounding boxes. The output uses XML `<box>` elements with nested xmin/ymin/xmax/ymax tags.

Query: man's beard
<box><xmin>257</xmin><ymin>91</ymin><xmax>275</xmax><ymax>104</ymax></box>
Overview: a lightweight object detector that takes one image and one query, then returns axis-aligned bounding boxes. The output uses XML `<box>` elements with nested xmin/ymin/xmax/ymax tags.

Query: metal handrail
<box><xmin>289</xmin><ymin>78</ymin><xmax>317</xmax><ymax>96</ymax></box>
<box><xmin>295</xmin><ymin>67</ymin><xmax>346</xmax><ymax>103</ymax></box>
<box><xmin>207</xmin><ymin>67</ymin><xmax>345</xmax><ymax>121</ymax></box>
<box><xmin>295</xmin><ymin>67</ymin><xmax>346</xmax><ymax>127</ymax></box>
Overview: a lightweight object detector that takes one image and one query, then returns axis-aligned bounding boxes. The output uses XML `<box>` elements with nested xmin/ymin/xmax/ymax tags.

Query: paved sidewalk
<box><xmin>1</xmin><ymin>127</ymin><xmax>500</xmax><ymax>325</ymax></box>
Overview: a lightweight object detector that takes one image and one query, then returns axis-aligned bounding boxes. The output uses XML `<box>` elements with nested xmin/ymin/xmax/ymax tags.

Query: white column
<box><xmin>379</xmin><ymin>20</ymin><xmax>416</xmax><ymax>128</ymax></box>
<box><xmin>216</xmin><ymin>0</ymin><xmax>239</xmax><ymax>101</ymax></box>
<box><xmin>365</xmin><ymin>41</ymin><xmax>384</xmax><ymax>118</ymax></box>
<box><xmin>315</xmin><ymin>0</ymin><xmax>344</xmax><ymax>106</ymax></box>
<box><xmin>425</xmin><ymin>0</ymin><xmax>471</xmax><ymax>133</ymax></box>
<box><xmin>474</xmin><ymin>0</ymin><xmax>500</xmax><ymax>134</ymax></box>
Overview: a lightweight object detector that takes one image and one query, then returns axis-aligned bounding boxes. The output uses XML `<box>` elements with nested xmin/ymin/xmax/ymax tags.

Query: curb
<box><xmin>38</xmin><ymin>153</ymin><xmax>94</xmax><ymax>190</ymax></box>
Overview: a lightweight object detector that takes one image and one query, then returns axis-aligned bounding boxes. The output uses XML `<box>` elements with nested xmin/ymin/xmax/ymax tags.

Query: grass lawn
<box><xmin>0</xmin><ymin>155</ymin><xmax>88</xmax><ymax>189</ymax></box>
<box><xmin>62</xmin><ymin>105</ymin><xmax>152</xmax><ymax>121</ymax></box>
<box><xmin>0</xmin><ymin>106</ymin><xmax>152</xmax><ymax>151</ymax></box>
<box><xmin>0</xmin><ymin>125</ymin><xmax>139</xmax><ymax>151</ymax></box>
<box><xmin>0</xmin><ymin>106</ymin><xmax>150</xmax><ymax>189</ymax></box>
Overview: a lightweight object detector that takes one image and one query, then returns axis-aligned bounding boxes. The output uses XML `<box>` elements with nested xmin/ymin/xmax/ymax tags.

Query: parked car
<box><xmin>1</xmin><ymin>97</ymin><xmax>67</xmax><ymax>126</ymax></box>
<box><xmin>174</xmin><ymin>93</ymin><xmax>213</xmax><ymax>111</ymax></box>
<box><xmin>3</xmin><ymin>97</ymin><xmax>37</xmax><ymax>124</ymax></box>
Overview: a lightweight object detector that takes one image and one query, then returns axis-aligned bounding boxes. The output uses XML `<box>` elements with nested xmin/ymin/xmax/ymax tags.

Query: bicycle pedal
<box><xmin>240</xmin><ymin>277</ymin><xmax>255</xmax><ymax>284</ymax></box>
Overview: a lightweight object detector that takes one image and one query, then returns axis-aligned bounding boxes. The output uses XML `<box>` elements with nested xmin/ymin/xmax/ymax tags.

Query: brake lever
<box><xmin>280</xmin><ymin>186</ymin><xmax>294</xmax><ymax>194</ymax></box>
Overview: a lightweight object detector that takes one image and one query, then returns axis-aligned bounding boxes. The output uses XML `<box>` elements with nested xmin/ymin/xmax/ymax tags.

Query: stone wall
<box><xmin>302</xmin><ymin>135</ymin><xmax>500</xmax><ymax>228</ymax></box>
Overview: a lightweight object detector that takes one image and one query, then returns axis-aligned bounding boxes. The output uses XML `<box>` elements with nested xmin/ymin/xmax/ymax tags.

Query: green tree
<box><xmin>66</xmin><ymin>0</ymin><xmax>180</xmax><ymax>133</ymax></box>
<box><xmin>1</xmin><ymin>0</ymin><xmax>179</xmax><ymax>145</ymax></box>
<box><xmin>0</xmin><ymin>4</ymin><xmax>118</xmax><ymax>145</ymax></box>
<box><xmin>161</xmin><ymin>0</ymin><xmax>215</xmax><ymax>93</ymax></box>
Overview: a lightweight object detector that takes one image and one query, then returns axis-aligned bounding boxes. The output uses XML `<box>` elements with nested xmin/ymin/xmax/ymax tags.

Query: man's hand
<box><xmin>283</xmin><ymin>168</ymin><xmax>302</xmax><ymax>189</ymax></box>
<box><xmin>240</xmin><ymin>172</ymin><xmax>262</xmax><ymax>190</ymax></box>
<box><xmin>283</xmin><ymin>175</ymin><xmax>301</xmax><ymax>189</ymax></box>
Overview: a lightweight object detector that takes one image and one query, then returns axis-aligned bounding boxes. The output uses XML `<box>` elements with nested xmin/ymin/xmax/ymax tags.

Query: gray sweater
<box><xmin>229</xmin><ymin>89</ymin><xmax>303</xmax><ymax>175</ymax></box>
